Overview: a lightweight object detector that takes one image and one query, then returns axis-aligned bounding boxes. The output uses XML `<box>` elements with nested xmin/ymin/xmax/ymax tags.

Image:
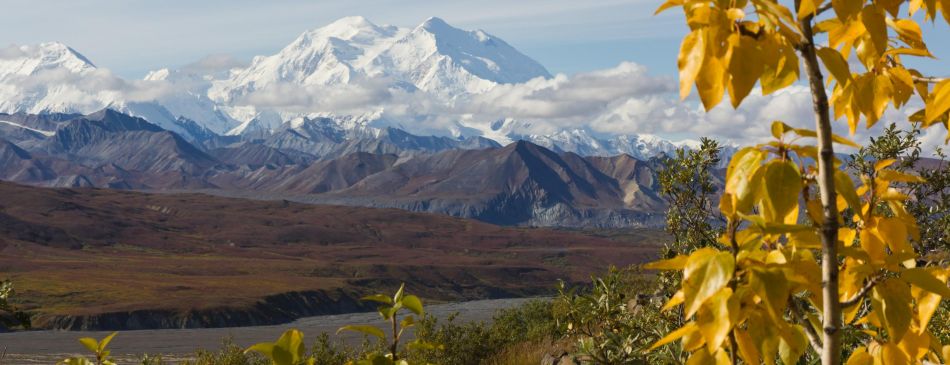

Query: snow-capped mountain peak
<box><xmin>0</xmin><ymin>18</ymin><xmax>717</xmax><ymax>162</ymax></box>
<box><xmin>208</xmin><ymin>16</ymin><xmax>551</xmax><ymax>107</ymax></box>
<box><xmin>0</xmin><ymin>42</ymin><xmax>96</xmax><ymax>79</ymax></box>
<box><xmin>411</xmin><ymin>17</ymin><xmax>550</xmax><ymax>84</ymax></box>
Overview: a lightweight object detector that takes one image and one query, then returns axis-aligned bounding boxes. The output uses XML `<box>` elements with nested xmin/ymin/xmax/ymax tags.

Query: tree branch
<box><xmin>840</xmin><ymin>274</ymin><xmax>886</xmax><ymax>308</ymax></box>
<box><xmin>912</xmin><ymin>75</ymin><xmax>949</xmax><ymax>84</ymax></box>
<box><xmin>797</xmin><ymin>2</ymin><xmax>843</xmax><ymax>362</ymax></box>
<box><xmin>815</xmin><ymin>2</ymin><xmax>833</xmax><ymax>17</ymax></box>
<box><xmin>789</xmin><ymin>298</ymin><xmax>824</xmax><ymax>355</ymax></box>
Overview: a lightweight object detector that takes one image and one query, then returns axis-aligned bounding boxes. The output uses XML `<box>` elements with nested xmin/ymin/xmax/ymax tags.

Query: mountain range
<box><xmin>0</xmin><ymin>17</ymin><xmax>735</xmax><ymax>227</ymax></box>
<box><xmin>0</xmin><ymin>17</ymin><xmax>713</xmax><ymax>159</ymax></box>
<box><xmin>0</xmin><ymin>110</ymin><xmax>673</xmax><ymax>227</ymax></box>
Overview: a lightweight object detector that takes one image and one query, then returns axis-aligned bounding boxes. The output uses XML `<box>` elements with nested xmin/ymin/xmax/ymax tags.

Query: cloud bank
<box><xmin>0</xmin><ymin>43</ymin><xmax>943</xmax><ymax>155</ymax></box>
<box><xmin>231</xmin><ymin>61</ymin><xmax>945</xmax><ymax>154</ymax></box>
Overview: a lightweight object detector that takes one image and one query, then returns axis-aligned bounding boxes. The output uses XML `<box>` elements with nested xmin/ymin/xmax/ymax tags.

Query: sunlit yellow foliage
<box><xmin>650</xmin><ymin>0</ymin><xmax>950</xmax><ymax>362</ymax></box>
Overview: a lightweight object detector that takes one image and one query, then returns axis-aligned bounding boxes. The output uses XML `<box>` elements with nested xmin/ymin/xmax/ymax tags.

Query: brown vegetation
<box><xmin>0</xmin><ymin>181</ymin><xmax>665</xmax><ymax>329</ymax></box>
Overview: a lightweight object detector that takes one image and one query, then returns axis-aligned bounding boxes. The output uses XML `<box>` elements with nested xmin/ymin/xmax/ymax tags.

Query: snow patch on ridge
<box><xmin>0</xmin><ymin>120</ymin><xmax>55</xmax><ymax>136</ymax></box>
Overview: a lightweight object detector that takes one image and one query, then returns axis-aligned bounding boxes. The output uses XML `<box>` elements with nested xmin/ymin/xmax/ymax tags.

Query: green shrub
<box><xmin>554</xmin><ymin>266</ymin><xmax>683</xmax><ymax>364</ymax></box>
<box><xmin>183</xmin><ymin>338</ymin><xmax>267</xmax><ymax>365</ymax></box>
<box><xmin>0</xmin><ymin>279</ymin><xmax>30</xmax><ymax>330</ymax></box>
<box><xmin>403</xmin><ymin>298</ymin><xmax>558</xmax><ymax>365</ymax></box>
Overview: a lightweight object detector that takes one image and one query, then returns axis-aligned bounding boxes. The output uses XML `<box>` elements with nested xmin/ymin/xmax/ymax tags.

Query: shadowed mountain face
<box><xmin>0</xmin><ymin>110</ymin><xmax>672</xmax><ymax>227</ymax></box>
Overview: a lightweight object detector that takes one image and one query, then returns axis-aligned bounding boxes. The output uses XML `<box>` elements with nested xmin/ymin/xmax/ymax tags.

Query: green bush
<box><xmin>554</xmin><ymin>266</ymin><xmax>683</xmax><ymax>364</ymax></box>
<box><xmin>406</xmin><ymin>299</ymin><xmax>559</xmax><ymax>365</ymax></box>
<box><xmin>181</xmin><ymin>338</ymin><xmax>267</xmax><ymax>365</ymax></box>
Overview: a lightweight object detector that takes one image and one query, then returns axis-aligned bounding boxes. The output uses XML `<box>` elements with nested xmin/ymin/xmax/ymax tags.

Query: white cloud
<box><xmin>228</xmin><ymin>60</ymin><xmax>946</xmax><ymax>155</ymax></box>
<box><xmin>180</xmin><ymin>54</ymin><xmax>248</xmax><ymax>75</ymax></box>
<box><xmin>0</xmin><ymin>45</ymin><xmax>28</xmax><ymax>60</ymax></box>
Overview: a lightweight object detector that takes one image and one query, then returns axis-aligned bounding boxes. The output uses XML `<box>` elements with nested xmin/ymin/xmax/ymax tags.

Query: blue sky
<box><xmin>2</xmin><ymin>0</ymin><xmax>688</xmax><ymax>78</ymax></box>
<box><xmin>4</xmin><ymin>0</ymin><xmax>947</xmax><ymax>78</ymax></box>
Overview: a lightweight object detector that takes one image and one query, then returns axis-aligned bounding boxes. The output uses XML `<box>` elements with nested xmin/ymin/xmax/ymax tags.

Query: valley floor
<box><xmin>1</xmin><ymin>297</ymin><xmax>535</xmax><ymax>360</ymax></box>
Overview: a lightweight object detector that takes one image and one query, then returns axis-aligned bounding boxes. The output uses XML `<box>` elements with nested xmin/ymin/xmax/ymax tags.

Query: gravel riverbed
<box><xmin>0</xmin><ymin>297</ymin><xmax>538</xmax><ymax>363</ymax></box>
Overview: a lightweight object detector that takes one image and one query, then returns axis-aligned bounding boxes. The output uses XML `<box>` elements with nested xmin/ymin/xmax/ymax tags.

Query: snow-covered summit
<box><xmin>0</xmin><ymin>19</ymin><xmax>717</xmax><ymax>161</ymax></box>
<box><xmin>412</xmin><ymin>16</ymin><xmax>550</xmax><ymax>84</ymax></box>
<box><xmin>0</xmin><ymin>42</ymin><xmax>222</xmax><ymax>137</ymax></box>
<box><xmin>0</xmin><ymin>42</ymin><xmax>96</xmax><ymax>80</ymax></box>
<box><xmin>209</xmin><ymin>16</ymin><xmax>551</xmax><ymax>105</ymax></box>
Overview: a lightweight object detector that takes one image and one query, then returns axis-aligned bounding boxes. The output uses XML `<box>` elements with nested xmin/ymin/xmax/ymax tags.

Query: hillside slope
<box><xmin>0</xmin><ymin>181</ymin><xmax>666</xmax><ymax>330</ymax></box>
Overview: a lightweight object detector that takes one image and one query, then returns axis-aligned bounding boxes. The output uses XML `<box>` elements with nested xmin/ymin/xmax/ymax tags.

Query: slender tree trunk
<box><xmin>798</xmin><ymin>10</ymin><xmax>842</xmax><ymax>365</ymax></box>
<box><xmin>391</xmin><ymin>316</ymin><xmax>399</xmax><ymax>361</ymax></box>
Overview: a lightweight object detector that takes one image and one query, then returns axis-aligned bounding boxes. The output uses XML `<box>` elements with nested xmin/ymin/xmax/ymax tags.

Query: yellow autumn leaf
<box><xmin>776</xmin><ymin>122</ymin><xmax>862</xmax><ymax>147</ymax></box>
<box><xmin>679</xmin><ymin>30</ymin><xmax>706</xmax><ymax>100</ymax></box>
<box><xmin>727</xmin><ymin>8</ymin><xmax>746</xmax><ymax>20</ymax></box>
<box><xmin>725</xmin><ymin>147</ymin><xmax>765</xmax><ymax>213</ymax></box>
<box><xmin>797</xmin><ymin>0</ymin><xmax>817</xmax><ymax>19</ymax></box>
<box><xmin>834</xmin><ymin>170</ymin><xmax>861</xmax><ymax>215</ymax></box>
<box><xmin>760</xmin><ymin>38</ymin><xmax>800</xmax><ymax>95</ymax></box>
<box><xmin>696</xmin><ymin>287</ymin><xmax>738</xmax><ymax>352</ymax></box>
<box><xmin>648</xmin><ymin>322</ymin><xmax>699</xmax><ymax>351</ymax></box>
<box><xmin>867</xmin><ymin>74</ymin><xmax>893</xmax><ymax>127</ymax></box>
<box><xmin>896</xmin><ymin>326</ymin><xmax>930</xmax><ymax>361</ymax></box>
<box><xmin>663</xmin><ymin>290</ymin><xmax>686</xmax><ymax>311</ymax></box>
<box><xmin>860</xmin><ymin>226</ymin><xmax>887</xmax><ymax>264</ymax></box>
<box><xmin>860</xmin><ymin>6</ymin><xmax>888</xmax><ymax>57</ymax></box>
<box><xmin>878</xmin><ymin>0</ymin><xmax>903</xmax><ymax>16</ymax></box>
<box><xmin>778</xmin><ymin>325</ymin><xmax>807</xmax><ymax>365</ymax></box>
<box><xmin>888</xmin><ymin>67</ymin><xmax>915</xmax><ymax>107</ymax></box>
<box><xmin>760</xmin><ymin>160</ymin><xmax>802</xmax><ymax>222</ymax></box>
<box><xmin>747</xmin><ymin>311</ymin><xmax>781</xmax><ymax>365</ymax></box>
<box><xmin>878</xmin><ymin>169</ymin><xmax>926</xmax><ymax>183</ymax></box>
<box><xmin>879</xmin><ymin>342</ymin><xmax>910</xmax><ymax>364</ymax></box>
<box><xmin>735</xmin><ymin>328</ymin><xmax>762</xmax><ymax>364</ymax></box>
<box><xmin>685</xmin><ymin>346</ymin><xmax>715</xmax><ymax>365</ymax></box>
<box><xmin>683</xmin><ymin>326</ymin><xmax>707</xmax><ymax>352</ymax></box>
<box><xmin>902</xmin><ymin>268</ymin><xmax>950</xmax><ymax>297</ymax></box>
<box><xmin>751</xmin><ymin>267</ymin><xmax>790</xmax><ymax>325</ymax></box>
<box><xmin>683</xmin><ymin>248</ymin><xmax>735</xmax><ymax>317</ymax></box>
<box><xmin>832</xmin><ymin>0</ymin><xmax>863</xmax><ymax>20</ymax></box>
<box><xmin>788</xmin><ymin>229</ymin><xmax>822</xmax><ymax>249</ymax></box>
<box><xmin>817</xmin><ymin>47</ymin><xmax>853</xmax><ymax>86</ymax></box>
<box><xmin>655</xmin><ymin>0</ymin><xmax>683</xmax><ymax>14</ymax></box>
<box><xmin>926</xmin><ymin>80</ymin><xmax>950</xmax><ymax>123</ymax></box>
<box><xmin>845</xmin><ymin>346</ymin><xmax>873</xmax><ymax>365</ymax></box>
<box><xmin>884</xmin><ymin>47</ymin><xmax>935</xmax><ymax>58</ymax></box>
<box><xmin>914</xmin><ymin>269</ymin><xmax>949</xmax><ymax>328</ymax></box>
<box><xmin>696</xmin><ymin>48</ymin><xmax>727</xmax><ymax>111</ymax></box>
<box><xmin>728</xmin><ymin>35</ymin><xmax>764</xmax><ymax>108</ymax></box>
<box><xmin>872</xmin><ymin>279</ymin><xmax>913</xmax><ymax>342</ymax></box>
<box><xmin>888</xmin><ymin>18</ymin><xmax>927</xmax><ymax>49</ymax></box>
<box><xmin>875</xmin><ymin>158</ymin><xmax>897</xmax><ymax>171</ymax></box>
<box><xmin>839</xmin><ymin>227</ymin><xmax>857</xmax><ymax>247</ymax></box>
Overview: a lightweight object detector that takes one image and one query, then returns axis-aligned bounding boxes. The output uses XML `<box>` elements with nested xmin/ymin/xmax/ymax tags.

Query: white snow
<box><xmin>0</xmin><ymin>18</ymin><xmax>718</xmax><ymax>160</ymax></box>
<box><xmin>0</xmin><ymin>120</ymin><xmax>55</xmax><ymax>136</ymax></box>
<box><xmin>208</xmin><ymin>16</ymin><xmax>550</xmax><ymax>106</ymax></box>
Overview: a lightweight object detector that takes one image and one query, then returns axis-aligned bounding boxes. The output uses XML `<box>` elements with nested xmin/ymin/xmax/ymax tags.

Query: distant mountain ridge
<box><xmin>0</xmin><ymin>110</ymin><xmax>674</xmax><ymax>227</ymax></box>
<box><xmin>0</xmin><ymin>17</ymin><xmax>716</xmax><ymax>160</ymax></box>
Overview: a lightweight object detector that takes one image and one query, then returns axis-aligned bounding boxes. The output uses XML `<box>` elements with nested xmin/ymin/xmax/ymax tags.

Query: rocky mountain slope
<box><xmin>0</xmin><ymin>110</ymin><xmax>672</xmax><ymax>227</ymax></box>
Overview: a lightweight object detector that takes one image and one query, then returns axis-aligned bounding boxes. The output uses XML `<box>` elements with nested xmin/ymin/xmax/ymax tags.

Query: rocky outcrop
<box><xmin>38</xmin><ymin>289</ymin><xmax>372</xmax><ymax>331</ymax></box>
